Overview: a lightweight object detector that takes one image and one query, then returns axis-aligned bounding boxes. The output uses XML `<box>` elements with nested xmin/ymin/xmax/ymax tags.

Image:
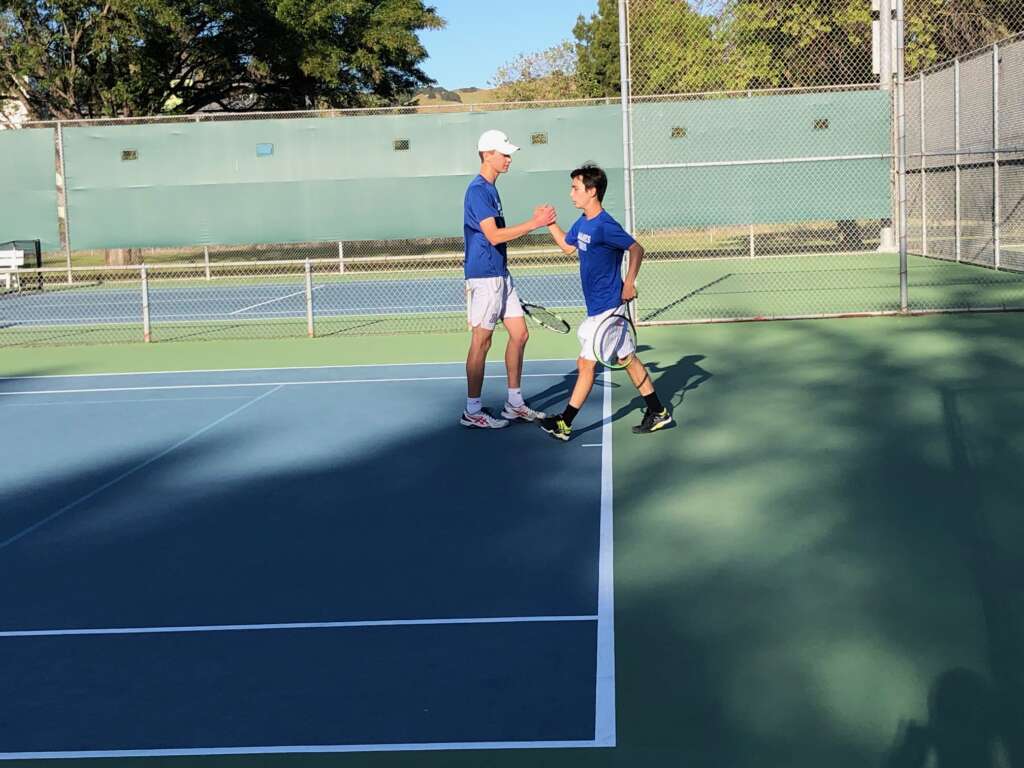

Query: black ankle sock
<box><xmin>643</xmin><ymin>393</ymin><xmax>664</xmax><ymax>413</ymax></box>
<box><xmin>562</xmin><ymin>404</ymin><xmax>580</xmax><ymax>426</ymax></box>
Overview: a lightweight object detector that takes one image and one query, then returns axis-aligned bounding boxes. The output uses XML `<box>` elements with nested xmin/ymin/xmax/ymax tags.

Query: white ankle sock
<box><xmin>466</xmin><ymin>397</ymin><xmax>482</xmax><ymax>414</ymax></box>
<box><xmin>507</xmin><ymin>388</ymin><xmax>524</xmax><ymax>407</ymax></box>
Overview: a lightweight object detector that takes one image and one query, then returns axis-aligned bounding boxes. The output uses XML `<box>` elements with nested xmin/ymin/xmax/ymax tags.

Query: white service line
<box><xmin>594</xmin><ymin>368</ymin><xmax>616</xmax><ymax>746</ymax></box>
<box><xmin>226</xmin><ymin>284</ymin><xmax>318</xmax><ymax>315</ymax></box>
<box><xmin>0</xmin><ymin>386</ymin><xmax>282</xmax><ymax>551</ymax></box>
<box><xmin>0</xmin><ymin>738</ymin><xmax>606</xmax><ymax>761</ymax></box>
<box><xmin>0</xmin><ymin>613</ymin><xmax>598</xmax><ymax>639</ymax></box>
<box><xmin>0</xmin><ymin>372</ymin><xmax>570</xmax><ymax>398</ymax></box>
<box><xmin>1</xmin><ymin>396</ymin><xmax>252</xmax><ymax>407</ymax></box>
<box><xmin>0</xmin><ymin>358</ymin><xmax>578</xmax><ymax>381</ymax></box>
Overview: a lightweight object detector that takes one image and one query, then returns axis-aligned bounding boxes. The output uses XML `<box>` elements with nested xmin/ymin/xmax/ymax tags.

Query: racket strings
<box><xmin>523</xmin><ymin>304</ymin><xmax>570</xmax><ymax>334</ymax></box>
<box><xmin>596</xmin><ymin>315</ymin><xmax>636</xmax><ymax>368</ymax></box>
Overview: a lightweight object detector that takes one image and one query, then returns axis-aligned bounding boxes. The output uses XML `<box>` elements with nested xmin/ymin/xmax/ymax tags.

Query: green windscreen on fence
<box><xmin>632</xmin><ymin>88</ymin><xmax>892</xmax><ymax>228</ymax></box>
<box><xmin>0</xmin><ymin>128</ymin><xmax>60</xmax><ymax>252</ymax></box>
<box><xmin>60</xmin><ymin>89</ymin><xmax>889</xmax><ymax>250</ymax></box>
<box><xmin>63</xmin><ymin>106</ymin><xmax>625</xmax><ymax>250</ymax></box>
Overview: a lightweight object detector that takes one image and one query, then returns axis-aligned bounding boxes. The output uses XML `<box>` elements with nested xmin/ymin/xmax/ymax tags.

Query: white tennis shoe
<box><xmin>460</xmin><ymin>408</ymin><xmax>510</xmax><ymax>429</ymax></box>
<box><xmin>501</xmin><ymin>402</ymin><xmax>546</xmax><ymax>422</ymax></box>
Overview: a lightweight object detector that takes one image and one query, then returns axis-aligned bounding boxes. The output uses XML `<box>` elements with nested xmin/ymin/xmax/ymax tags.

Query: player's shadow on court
<box><xmin>882</xmin><ymin>667</ymin><xmax>1012</xmax><ymax>768</ymax></box>
<box><xmin>570</xmin><ymin>351</ymin><xmax>712</xmax><ymax>440</ymax></box>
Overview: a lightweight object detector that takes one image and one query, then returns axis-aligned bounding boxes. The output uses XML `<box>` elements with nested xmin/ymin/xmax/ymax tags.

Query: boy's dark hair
<box><xmin>570</xmin><ymin>163</ymin><xmax>608</xmax><ymax>202</ymax></box>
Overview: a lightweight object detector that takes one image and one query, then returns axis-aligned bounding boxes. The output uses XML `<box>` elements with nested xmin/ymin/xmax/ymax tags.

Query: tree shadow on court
<box><xmin>0</xmin><ymin>365</ymin><xmax>626</xmax><ymax>755</ymax></box>
<box><xmin>4</xmin><ymin>313</ymin><xmax>1024</xmax><ymax>768</ymax></box>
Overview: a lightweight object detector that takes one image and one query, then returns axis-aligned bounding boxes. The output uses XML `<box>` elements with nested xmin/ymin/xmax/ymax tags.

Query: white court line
<box><xmin>0</xmin><ymin>360</ymin><xmax>612</xmax><ymax>759</ymax></box>
<box><xmin>0</xmin><ymin>386</ymin><xmax>282</xmax><ymax>551</ymax></box>
<box><xmin>0</xmin><ymin>738</ymin><xmax>604</xmax><ymax>761</ymax></box>
<box><xmin>227</xmin><ymin>285</ymin><xmax>325</xmax><ymax>315</ymax></box>
<box><xmin>0</xmin><ymin>372</ymin><xmax>570</xmax><ymax>398</ymax></box>
<box><xmin>1</xmin><ymin>396</ymin><xmax>252</xmax><ymax>407</ymax></box>
<box><xmin>1</xmin><ymin>304</ymin><xmax>467</xmax><ymax>322</ymax></box>
<box><xmin>581</xmin><ymin>443</ymin><xmax>602</xmax><ymax>447</ymax></box>
<box><xmin>594</xmin><ymin>368</ymin><xmax>617</xmax><ymax>746</ymax></box>
<box><xmin>0</xmin><ymin>614</ymin><xmax>597</xmax><ymax>639</ymax></box>
<box><xmin>225</xmin><ymin>303</ymin><xmax>467</xmax><ymax>315</ymax></box>
<box><xmin>0</xmin><ymin>358</ymin><xmax>577</xmax><ymax>381</ymax></box>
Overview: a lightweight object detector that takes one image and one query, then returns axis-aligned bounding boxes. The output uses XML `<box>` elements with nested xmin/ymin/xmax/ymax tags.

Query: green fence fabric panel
<box><xmin>63</xmin><ymin>106</ymin><xmax>623</xmax><ymax>249</ymax></box>
<box><xmin>632</xmin><ymin>89</ymin><xmax>892</xmax><ymax>228</ymax></box>
<box><xmin>634</xmin><ymin>158</ymin><xmax>891</xmax><ymax>228</ymax></box>
<box><xmin>0</xmin><ymin>128</ymin><xmax>60</xmax><ymax>252</ymax></box>
<box><xmin>60</xmin><ymin>89</ymin><xmax>888</xmax><ymax>249</ymax></box>
<box><xmin>631</xmin><ymin>89</ymin><xmax>891</xmax><ymax>164</ymax></box>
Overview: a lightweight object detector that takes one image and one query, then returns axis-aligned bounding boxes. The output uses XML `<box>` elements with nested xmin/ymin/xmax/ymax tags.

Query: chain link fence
<box><xmin>621</xmin><ymin>0</ymin><xmax>1024</xmax><ymax>324</ymax></box>
<box><xmin>3</xmin><ymin>1</ymin><xmax>1024</xmax><ymax>346</ymax></box>
<box><xmin>904</xmin><ymin>32</ymin><xmax>1024</xmax><ymax>312</ymax></box>
<box><xmin>1</xmin><ymin>250</ymin><xmax>588</xmax><ymax>348</ymax></box>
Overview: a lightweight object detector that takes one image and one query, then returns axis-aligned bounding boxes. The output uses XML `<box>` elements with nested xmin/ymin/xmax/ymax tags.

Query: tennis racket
<box><xmin>522</xmin><ymin>302</ymin><xmax>571</xmax><ymax>334</ymax></box>
<box><xmin>593</xmin><ymin>301</ymin><xmax>638</xmax><ymax>369</ymax></box>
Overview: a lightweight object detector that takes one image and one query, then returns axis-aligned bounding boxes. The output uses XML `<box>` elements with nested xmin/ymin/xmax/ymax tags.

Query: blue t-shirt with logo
<box><xmin>463</xmin><ymin>175</ymin><xmax>508</xmax><ymax>279</ymax></box>
<box><xmin>564</xmin><ymin>210</ymin><xmax>636</xmax><ymax>316</ymax></box>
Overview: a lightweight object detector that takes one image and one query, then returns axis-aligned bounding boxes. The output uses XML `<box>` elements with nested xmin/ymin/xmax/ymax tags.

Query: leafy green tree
<box><xmin>903</xmin><ymin>0</ymin><xmax>1021</xmax><ymax>72</ymax></box>
<box><xmin>574</xmin><ymin>0</ymin><xmax>747</xmax><ymax>97</ymax></box>
<box><xmin>723</xmin><ymin>0</ymin><xmax>1023</xmax><ymax>87</ymax></box>
<box><xmin>722</xmin><ymin>0</ymin><xmax>874</xmax><ymax>88</ymax></box>
<box><xmin>489</xmin><ymin>40</ymin><xmax>578</xmax><ymax>102</ymax></box>
<box><xmin>0</xmin><ymin>0</ymin><xmax>444</xmax><ymax>119</ymax></box>
<box><xmin>573</xmin><ymin>0</ymin><xmax>620</xmax><ymax>98</ymax></box>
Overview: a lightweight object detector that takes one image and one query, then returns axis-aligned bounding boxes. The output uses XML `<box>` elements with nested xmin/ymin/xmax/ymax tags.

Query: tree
<box><xmin>574</xmin><ymin>0</ymin><xmax>748</xmax><ymax>97</ymax></box>
<box><xmin>0</xmin><ymin>0</ymin><xmax>444</xmax><ymax>120</ymax></box>
<box><xmin>489</xmin><ymin>41</ymin><xmax>578</xmax><ymax>102</ymax></box>
<box><xmin>572</xmin><ymin>0</ymin><xmax>1023</xmax><ymax>97</ymax></box>
<box><xmin>573</xmin><ymin>0</ymin><xmax>620</xmax><ymax>98</ymax></box>
<box><xmin>723</xmin><ymin>0</ymin><xmax>1024</xmax><ymax>88</ymax></box>
<box><xmin>902</xmin><ymin>0</ymin><xmax>1021</xmax><ymax>73</ymax></box>
<box><xmin>721</xmin><ymin>0</ymin><xmax>874</xmax><ymax>89</ymax></box>
<box><xmin>627</xmin><ymin>0</ymin><xmax>746</xmax><ymax>94</ymax></box>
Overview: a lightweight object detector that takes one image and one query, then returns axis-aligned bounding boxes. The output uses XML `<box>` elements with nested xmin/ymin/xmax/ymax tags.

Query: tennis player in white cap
<box><xmin>460</xmin><ymin>129</ymin><xmax>556</xmax><ymax>429</ymax></box>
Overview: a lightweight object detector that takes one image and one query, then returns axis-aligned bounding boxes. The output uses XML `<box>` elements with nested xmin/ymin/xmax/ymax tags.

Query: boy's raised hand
<box><xmin>532</xmin><ymin>204</ymin><xmax>557</xmax><ymax>228</ymax></box>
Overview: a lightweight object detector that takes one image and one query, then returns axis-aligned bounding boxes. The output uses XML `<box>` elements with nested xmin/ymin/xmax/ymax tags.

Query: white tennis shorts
<box><xmin>578</xmin><ymin>306</ymin><xmax>635</xmax><ymax>362</ymax></box>
<box><xmin>465</xmin><ymin>275</ymin><xmax>524</xmax><ymax>330</ymax></box>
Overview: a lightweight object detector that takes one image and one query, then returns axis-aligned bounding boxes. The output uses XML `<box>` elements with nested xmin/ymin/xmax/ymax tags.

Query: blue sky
<box><xmin>418</xmin><ymin>0</ymin><xmax>600</xmax><ymax>90</ymax></box>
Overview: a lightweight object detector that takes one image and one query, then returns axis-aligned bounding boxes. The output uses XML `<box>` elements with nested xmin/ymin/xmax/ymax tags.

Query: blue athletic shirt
<box><xmin>463</xmin><ymin>175</ymin><xmax>508</xmax><ymax>279</ymax></box>
<box><xmin>564</xmin><ymin>210</ymin><xmax>636</xmax><ymax>316</ymax></box>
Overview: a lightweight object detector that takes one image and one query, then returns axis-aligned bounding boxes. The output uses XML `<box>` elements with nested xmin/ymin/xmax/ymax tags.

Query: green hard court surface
<box><xmin>3</xmin><ymin>311</ymin><xmax>1023</xmax><ymax>767</ymax></box>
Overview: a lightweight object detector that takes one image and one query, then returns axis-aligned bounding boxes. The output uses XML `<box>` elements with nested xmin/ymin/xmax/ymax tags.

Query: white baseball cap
<box><xmin>477</xmin><ymin>129</ymin><xmax>519</xmax><ymax>155</ymax></box>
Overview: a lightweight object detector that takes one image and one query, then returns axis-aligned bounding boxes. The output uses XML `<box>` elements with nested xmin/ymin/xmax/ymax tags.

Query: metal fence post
<box><xmin>338</xmin><ymin>241</ymin><xmax>345</xmax><ymax>274</ymax></box>
<box><xmin>618</xmin><ymin>0</ymin><xmax>634</xmax><ymax>233</ymax></box>
<box><xmin>993</xmin><ymin>44</ymin><xmax>1001</xmax><ymax>270</ymax></box>
<box><xmin>203</xmin><ymin>245</ymin><xmax>211</xmax><ymax>280</ymax></box>
<box><xmin>954</xmin><ymin>58</ymin><xmax>961</xmax><ymax>262</ymax></box>
<box><xmin>896</xmin><ymin>0</ymin><xmax>908</xmax><ymax>311</ymax></box>
<box><xmin>879</xmin><ymin>0</ymin><xmax>897</xmax><ymax>252</ymax></box>
<box><xmin>920</xmin><ymin>74</ymin><xmax>927</xmax><ymax>255</ymax></box>
<box><xmin>55</xmin><ymin>121</ymin><xmax>73</xmax><ymax>284</ymax></box>
<box><xmin>748</xmin><ymin>90</ymin><xmax>755</xmax><ymax>257</ymax></box>
<box><xmin>140</xmin><ymin>265</ymin><xmax>152</xmax><ymax>342</ymax></box>
<box><xmin>305</xmin><ymin>258</ymin><xmax>315</xmax><ymax>337</ymax></box>
<box><xmin>618</xmin><ymin>0</ymin><xmax>636</xmax><ymax>323</ymax></box>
